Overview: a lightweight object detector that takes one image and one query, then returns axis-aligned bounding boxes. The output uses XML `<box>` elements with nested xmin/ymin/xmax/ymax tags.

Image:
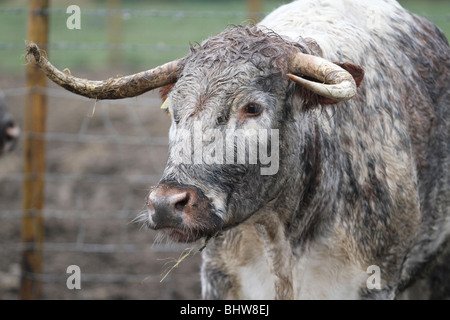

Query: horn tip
<box><xmin>25</xmin><ymin>41</ymin><xmax>42</xmax><ymax>65</ymax></box>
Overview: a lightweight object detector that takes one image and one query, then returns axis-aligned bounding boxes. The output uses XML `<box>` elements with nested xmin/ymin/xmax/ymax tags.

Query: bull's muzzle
<box><xmin>147</xmin><ymin>182</ymin><xmax>221</xmax><ymax>242</ymax></box>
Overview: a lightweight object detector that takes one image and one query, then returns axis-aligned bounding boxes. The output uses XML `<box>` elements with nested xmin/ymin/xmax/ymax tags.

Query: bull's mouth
<box><xmin>149</xmin><ymin>211</ymin><xmax>224</xmax><ymax>243</ymax></box>
<box><xmin>159</xmin><ymin>226</ymin><xmax>211</xmax><ymax>243</ymax></box>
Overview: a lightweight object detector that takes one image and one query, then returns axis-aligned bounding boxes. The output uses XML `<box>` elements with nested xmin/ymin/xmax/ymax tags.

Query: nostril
<box><xmin>174</xmin><ymin>193</ymin><xmax>190</xmax><ymax>212</ymax></box>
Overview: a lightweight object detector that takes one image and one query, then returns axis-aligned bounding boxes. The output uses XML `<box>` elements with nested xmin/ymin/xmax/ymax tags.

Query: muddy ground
<box><xmin>0</xmin><ymin>75</ymin><xmax>203</xmax><ymax>300</ymax></box>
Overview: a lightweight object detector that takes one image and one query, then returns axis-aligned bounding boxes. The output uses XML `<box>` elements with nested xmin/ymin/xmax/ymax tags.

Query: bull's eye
<box><xmin>243</xmin><ymin>103</ymin><xmax>262</xmax><ymax>117</ymax></box>
<box><xmin>173</xmin><ymin>114</ymin><xmax>180</xmax><ymax>124</ymax></box>
<box><xmin>217</xmin><ymin>115</ymin><xmax>225</xmax><ymax>125</ymax></box>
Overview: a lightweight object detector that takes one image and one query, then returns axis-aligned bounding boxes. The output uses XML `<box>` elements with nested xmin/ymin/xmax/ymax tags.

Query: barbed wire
<box><xmin>0</xmin><ymin>7</ymin><xmax>251</xmax><ymax>19</ymax></box>
<box><xmin>1</xmin><ymin>172</ymin><xmax>161</xmax><ymax>185</ymax></box>
<box><xmin>19</xmin><ymin>271</ymin><xmax>185</xmax><ymax>284</ymax></box>
<box><xmin>1</xmin><ymin>86</ymin><xmax>163</xmax><ymax>103</ymax></box>
<box><xmin>0</xmin><ymin>7</ymin><xmax>448</xmax><ymax>54</ymax></box>
<box><xmin>0</xmin><ymin>7</ymin><xmax>256</xmax><ymax>57</ymax></box>
<box><xmin>0</xmin><ymin>42</ymin><xmax>190</xmax><ymax>52</ymax></box>
<box><xmin>0</xmin><ymin>83</ymin><xmax>195</xmax><ymax>292</ymax></box>
<box><xmin>4</xmin><ymin>240</ymin><xmax>194</xmax><ymax>254</ymax></box>
<box><xmin>2</xmin><ymin>86</ymin><xmax>168</xmax><ymax>140</ymax></box>
<box><xmin>20</xmin><ymin>271</ymin><xmax>165</xmax><ymax>283</ymax></box>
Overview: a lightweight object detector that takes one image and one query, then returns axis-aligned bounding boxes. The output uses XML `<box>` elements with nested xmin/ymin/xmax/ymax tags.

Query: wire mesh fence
<box><xmin>0</xmin><ymin>84</ymin><xmax>206</xmax><ymax>299</ymax></box>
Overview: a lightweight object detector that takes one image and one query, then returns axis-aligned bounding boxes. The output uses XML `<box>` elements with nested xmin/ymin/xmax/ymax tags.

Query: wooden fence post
<box><xmin>20</xmin><ymin>0</ymin><xmax>49</xmax><ymax>300</ymax></box>
<box><xmin>248</xmin><ymin>0</ymin><xmax>262</xmax><ymax>23</ymax></box>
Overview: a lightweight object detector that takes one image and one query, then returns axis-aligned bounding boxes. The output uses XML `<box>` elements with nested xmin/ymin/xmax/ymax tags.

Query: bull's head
<box><xmin>26</xmin><ymin>26</ymin><xmax>363</xmax><ymax>243</ymax></box>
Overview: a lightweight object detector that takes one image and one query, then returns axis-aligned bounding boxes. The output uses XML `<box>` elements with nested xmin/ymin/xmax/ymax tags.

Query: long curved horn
<box><xmin>287</xmin><ymin>52</ymin><xmax>357</xmax><ymax>101</ymax></box>
<box><xmin>25</xmin><ymin>42</ymin><xmax>185</xmax><ymax>100</ymax></box>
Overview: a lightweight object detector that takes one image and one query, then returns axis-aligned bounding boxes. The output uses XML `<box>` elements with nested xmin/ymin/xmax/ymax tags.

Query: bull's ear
<box><xmin>159</xmin><ymin>83</ymin><xmax>175</xmax><ymax>101</ymax></box>
<box><xmin>318</xmin><ymin>62</ymin><xmax>364</xmax><ymax>105</ymax></box>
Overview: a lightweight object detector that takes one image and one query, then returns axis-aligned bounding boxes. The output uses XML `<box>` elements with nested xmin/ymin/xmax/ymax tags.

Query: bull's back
<box><xmin>395</xmin><ymin>14</ymin><xmax>450</xmax><ymax>296</ymax></box>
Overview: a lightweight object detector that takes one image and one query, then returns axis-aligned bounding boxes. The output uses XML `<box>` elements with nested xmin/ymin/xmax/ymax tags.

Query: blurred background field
<box><xmin>1</xmin><ymin>0</ymin><xmax>286</xmax><ymax>74</ymax></box>
<box><xmin>1</xmin><ymin>0</ymin><xmax>449</xmax><ymax>75</ymax></box>
<box><xmin>0</xmin><ymin>0</ymin><xmax>448</xmax><ymax>300</ymax></box>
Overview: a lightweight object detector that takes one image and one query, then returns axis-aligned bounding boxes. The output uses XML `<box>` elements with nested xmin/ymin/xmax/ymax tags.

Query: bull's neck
<box><xmin>273</xmin><ymin>118</ymin><xmax>340</xmax><ymax>248</ymax></box>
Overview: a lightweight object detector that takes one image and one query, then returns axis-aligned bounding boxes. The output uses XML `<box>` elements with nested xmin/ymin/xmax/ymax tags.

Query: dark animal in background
<box><xmin>25</xmin><ymin>0</ymin><xmax>449</xmax><ymax>299</ymax></box>
<box><xmin>0</xmin><ymin>91</ymin><xmax>20</xmax><ymax>156</ymax></box>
